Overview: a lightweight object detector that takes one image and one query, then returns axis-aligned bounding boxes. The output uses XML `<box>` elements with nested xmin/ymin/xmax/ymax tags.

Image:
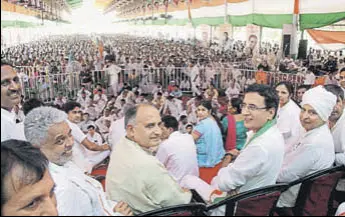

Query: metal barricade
<box><xmin>18</xmin><ymin>63</ymin><xmax>309</xmax><ymax>102</ymax></box>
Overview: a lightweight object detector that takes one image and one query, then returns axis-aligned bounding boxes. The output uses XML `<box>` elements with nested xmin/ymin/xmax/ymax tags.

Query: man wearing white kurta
<box><xmin>24</xmin><ymin>107</ymin><xmax>132</xmax><ymax>216</ymax></box>
<box><xmin>64</xmin><ymin>102</ymin><xmax>110</xmax><ymax>173</ymax></box>
<box><xmin>106</xmin><ymin>61</ymin><xmax>121</xmax><ymax>96</ymax></box>
<box><xmin>156</xmin><ymin>116</ymin><xmax>199</xmax><ymax>185</ymax></box>
<box><xmin>277</xmin><ymin>86</ymin><xmax>337</xmax><ymax>208</ymax></box>
<box><xmin>211</xmin><ymin>84</ymin><xmax>285</xmax><ymax>193</ymax></box>
<box><xmin>1</xmin><ymin>62</ymin><xmax>26</xmax><ymax>142</ymax></box>
<box><xmin>106</xmin><ymin>105</ymin><xmax>192</xmax><ymax>214</ymax></box>
<box><xmin>190</xmin><ymin>63</ymin><xmax>201</xmax><ymax>97</ymax></box>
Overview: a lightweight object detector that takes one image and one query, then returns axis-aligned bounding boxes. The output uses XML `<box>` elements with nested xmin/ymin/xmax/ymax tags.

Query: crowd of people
<box><xmin>1</xmin><ymin>33</ymin><xmax>345</xmax><ymax>216</ymax></box>
<box><xmin>1</xmin><ymin>34</ymin><xmax>344</xmax><ymax>103</ymax></box>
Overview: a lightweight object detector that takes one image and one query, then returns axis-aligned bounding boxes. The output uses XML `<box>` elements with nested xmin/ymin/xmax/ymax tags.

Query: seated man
<box><xmin>324</xmin><ymin>84</ymin><xmax>345</xmax><ymax>166</ymax></box>
<box><xmin>277</xmin><ymin>86</ymin><xmax>337</xmax><ymax>208</ymax></box>
<box><xmin>24</xmin><ymin>106</ymin><xmax>132</xmax><ymax>216</ymax></box>
<box><xmin>156</xmin><ymin>115</ymin><xmax>199</xmax><ymax>185</ymax></box>
<box><xmin>1</xmin><ymin>139</ymin><xmax>58</xmax><ymax>216</ymax></box>
<box><xmin>211</xmin><ymin>84</ymin><xmax>285</xmax><ymax>193</ymax></box>
<box><xmin>106</xmin><ymin>104</ymin><xmax>192</xmax><ymax>214</ymax></box>
<box><xmin>63</xmin><ymin>101</ymin><xmax>110</xmax><ymax>173</ymax></box>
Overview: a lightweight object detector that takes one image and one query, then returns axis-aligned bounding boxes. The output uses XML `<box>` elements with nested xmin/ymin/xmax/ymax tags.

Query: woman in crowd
<box><xmin>221</xmin><ymin>98</ymin><xmax>248</xmax><ymax>166</ymax></box>
<box><xmin>275</xmin><ymin>81</ymin><xmax>304</xmax><ymax>154</ymax></box>
<box><xmin>191</xmin><ymin>101</ymin><xmax>225</xmax><ymax>184</ymax></box>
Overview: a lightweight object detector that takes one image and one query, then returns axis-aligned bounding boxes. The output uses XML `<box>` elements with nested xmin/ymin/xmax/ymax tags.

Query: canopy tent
<box><xmin>116</xmin><ymin>0</ymin><xmax>345</xmax><ymax>30</ymax></box>
<box><xmin>307</xmin><ymin>29</ymin><xmax>345</xmax><ymax>50</ymax></box>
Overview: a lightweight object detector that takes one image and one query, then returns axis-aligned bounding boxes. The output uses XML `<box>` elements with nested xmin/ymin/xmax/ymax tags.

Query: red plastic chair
<box><xmin>137</xmin><ymin>203</ymin><xmax>208</xmax><ymax>216</ymax></box>
<box><xmin>206</xmin><ymin>184</ymin><xmax>289</xmax><ymax>216</ymax></box>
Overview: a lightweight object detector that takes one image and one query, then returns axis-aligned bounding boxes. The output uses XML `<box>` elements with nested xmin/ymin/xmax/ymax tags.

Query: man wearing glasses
<box><xmin>211</xmin><ymin>84</ymin><xmax>285</xmax><ymax>195</ymax></box>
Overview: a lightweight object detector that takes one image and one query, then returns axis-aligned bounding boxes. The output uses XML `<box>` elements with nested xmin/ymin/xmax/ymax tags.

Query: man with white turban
<box><xmin>276</xmin><ymin>86</ymin><xmax>337</xmax><ymax>208</ymax></box>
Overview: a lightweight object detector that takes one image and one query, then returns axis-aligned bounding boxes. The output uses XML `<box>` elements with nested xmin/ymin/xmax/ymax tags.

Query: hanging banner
<box><xmin>245</xmin><ymin>24</ymin><xmax>261</xmax><ymax>57</ymax></box>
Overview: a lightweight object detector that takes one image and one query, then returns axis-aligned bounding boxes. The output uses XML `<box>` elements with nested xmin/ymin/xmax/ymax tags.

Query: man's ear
<box><xmin>268</xmin><ymin>108</ymin><xmax>276</xmax><ymax>120</ymax></box>
<box><xmin>126</xmin><ymin>125</ymin><xmax>135</xmax><ymax>138</ymax></box>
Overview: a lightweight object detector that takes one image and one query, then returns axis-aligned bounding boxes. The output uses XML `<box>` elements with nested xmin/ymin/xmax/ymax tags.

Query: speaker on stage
<box><xmin>283</xmin><ymin>35</ymin><xmax>291</xmax><ymax>57</ymax></box>
<box><xmin>298</xmin><ymin>39</ymin><xmax>308</xmax><ymax>60</ymax></box>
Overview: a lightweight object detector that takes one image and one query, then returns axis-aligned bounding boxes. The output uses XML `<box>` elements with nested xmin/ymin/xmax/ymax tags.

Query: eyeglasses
<box><xmin>240</xmin><ymin>103</ymin><xmax>268</xmax><ymax>112</ymax></box>
<box><xmin>340</xmin><ymin>76</ymin><xmax>345</xmax><ymax>80</ymax></box>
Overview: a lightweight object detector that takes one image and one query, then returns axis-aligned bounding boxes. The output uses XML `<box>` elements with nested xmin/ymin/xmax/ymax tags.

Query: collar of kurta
<box><xmin>1</xmin><ymin>108</ymin><xmax>15</xmax><ymax>123</ymax></box>
<box><xmin>125</xmin><ymin>137</ymin><xmax>157</xmax><ymax>156</ymax></box>
<box><xmin>244</xmin><ymin>119</ymin><xmax>277</xmax><ymax>149</ymax></box>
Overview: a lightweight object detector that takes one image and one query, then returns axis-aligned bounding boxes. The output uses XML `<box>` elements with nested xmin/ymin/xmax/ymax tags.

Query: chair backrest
<box><xmin>207</xmin><ymin>184</ymin><xmax>289</xmax><ymax>216</ymax></box>
<box><xmin>293</xmin><ymin>165</ymin><xmax>345</xmax><ymax>216</ymax></box>
<box><xmin>137</xmin><ymin>203</ymin><xmax>207</xmax><ymax>216</ymax></box>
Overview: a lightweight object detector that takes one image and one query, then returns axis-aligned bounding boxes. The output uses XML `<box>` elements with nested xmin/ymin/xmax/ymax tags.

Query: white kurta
<box><xmin>106</xmin><ymin>137</ymin><xmax>192</xmax><ymax>214</ymax></box>
<box><xmin>277</xmin><ymin>100</ymin><xmax>305</xmax><ymax>154</ymax></box>
<box><xmin>225</xmin><ymin>87</ymin><xmax>240</xmax><ymax>99</ymax></box>
<box><xmin>277</xmin><ymin>124</ymin><xmax>335</xmax><ymax>207</ymax></box>
<box><xmin>108</xmin><ymin>117</ymin><xmax>126</xmax><ymax>149</ymax></box>
<box><xmin>68</xmin><ymin>120</ymin><xmax>110</xmax><ymax>173</ymax></box>
<box><xmin>49</xmin><ymin>162</ymin><xmax>121</xmax><ymax>216</ymax></box>
<box><xmin>156</xmin><ymin>132</ymin><xmax>199</xmax><ymax>185</ymax></box>
<box><xmin>1</xmin><ymin>108</ymin><xmax>26</xmax><ymax>142</ymax></box>
<box><xmin>332</xmin><ymin>109</ymin><xmax>345</xmax><ymax>166</ymax></box>
<box><xmin>211</xmin><ymin>125</ymin><xmax>285</xmax><ymax>193</ymax></box>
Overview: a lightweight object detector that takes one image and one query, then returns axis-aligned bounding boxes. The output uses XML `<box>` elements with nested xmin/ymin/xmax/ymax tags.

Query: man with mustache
<box><xmin>277</xmin><ymin>86</ymin><xmax>337</xmax><ymax>208</ymax></box>
<box><xmin>1</xmin><ymin>61</ymin><xmax>26</xmax><ymax>142</ymax></box>
<box><xmin>24</xmin><ymin>106</ymin><xmax>133</xmax><ymax>216</ymax></box>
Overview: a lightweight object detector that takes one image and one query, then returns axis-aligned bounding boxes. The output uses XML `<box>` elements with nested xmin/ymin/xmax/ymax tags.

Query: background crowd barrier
<box><xmin>17</xmin><ymin>64</ymin><xmax>308</xmax><ymax>103</ymax></box>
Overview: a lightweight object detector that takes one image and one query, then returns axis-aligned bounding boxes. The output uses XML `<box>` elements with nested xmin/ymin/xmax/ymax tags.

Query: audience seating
<box><xmin>274</xmin><ymin>165</ymin><xmax>345</xmax><ymax>216</ymax></box>
<box><xmin>206</xmin><ymin>184</ymin><xmax>289</xmax><ymax>216</ymax></box>
<box><xmin>137</xmin><ymin>203</ymin><xmax>208</xmax><ymax>216</ymax></box>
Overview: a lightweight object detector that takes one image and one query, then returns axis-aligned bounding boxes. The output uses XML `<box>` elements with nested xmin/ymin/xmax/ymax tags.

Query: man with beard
<box><xmin>1</xmin><ymin>61</ymin><xmax>26</xmax><ymax>141</ymax></box>
<box><xmin>24</xmin><ymin>107</ymin><xmax>132</xmax><ymax>216</ymax></box>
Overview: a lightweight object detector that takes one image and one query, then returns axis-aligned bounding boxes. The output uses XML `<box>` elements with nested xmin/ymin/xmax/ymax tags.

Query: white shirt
<box><xmin>106</xmin><ymin>137</ymin><xmax>192</xmax><ymax>214</ymax></box>
<box><xmin>225</xmin><ymin>86</ymin><xmax>240</xmax><ymax>99</ymax></box>
<box><xmin>180</xmin><ymin>80</ymin><xmax>191</xmax><ymax>90</ymax></box>
<box><xmin>108</xmin><ymin>117</ymin><xmax>126</xmax><ymax>148</ymax></box>
<box><xmin>87</xmin><ymin>132</ymin><xmax>103</xmax><ymax>146</ymax></box>
<box><xmin>49</xmin><ymin>162</ymin><xmax>121</xmax><ymax>216</ymax></box>
<box><xmin>106</xmin><ymin>64</ymin><xmax>121</xmax><ymax>85</ymax></box>
<box><xmin>95</xmin><ymin>116</ymin><xmax>112</xmax><ymax>134</ymax></box>
<box><xmin>156</xmin><ymin>132</ymin><xmax>199</xmax><ymax>185</ymax></box>
<box><xmin>332</xmin><ymin>109</ymin><xmax>345</xmax><ymax>166</ymax></box>
<box><xmin>277</xmin><ymin>124</ymin><xmax>335</xmax><ymax>207</ymax></box>
<box><xmin>77</xmin><ymin>97</ymin><xmax>91</xmax><ymax>110</ymax></box>
<box><xmin>163</xmin><ymin>99</ymin><xmax>183</xmax><ymax>119</ymax></box>
<box><xmin>191</xmin><ymin>66</ymin><xmax>200</xmax><ymax>84</ymax></box>
<box><xmin>67</xmin><ymin>120</ymin><xmax>93</xmax><ymax>173</ymax></box>
<box><xmin>277</xmin><ymin>100</ymin><xmax>305</xmax><ymax>154</ymax></box>
<box><xmin>211</xmin><ymin>125</ymin><xmax>285</xmax><ymax>193</ymax></box>
<box><xmin>304</xmin><ymin>73</ymin><xmax>316</xmax><ymax>85</ymax></box>
<box><xmin>1</xmin><ymin>108</ymin><xmax>26</xmax><ymax>142</ymax></box>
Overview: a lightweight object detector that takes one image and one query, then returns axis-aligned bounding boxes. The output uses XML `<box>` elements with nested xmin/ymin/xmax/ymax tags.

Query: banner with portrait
<box><xmin>245</xmin><ymin>24</ymin><xmax>261</xmax><ymax>57</ymax></box>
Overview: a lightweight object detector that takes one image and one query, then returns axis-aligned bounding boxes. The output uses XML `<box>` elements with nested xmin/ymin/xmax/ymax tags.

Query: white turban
<box><xmin>301</xmin><ymin>86</ymin><xmax>337</xmax><ymax>121</ymax></box>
